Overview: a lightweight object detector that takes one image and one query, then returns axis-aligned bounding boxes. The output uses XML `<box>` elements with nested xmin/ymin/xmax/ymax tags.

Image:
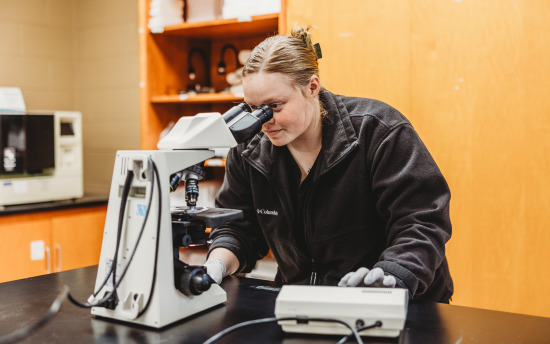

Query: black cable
<box><xmin>68</xmin><ymin>169</ymin><xmax>135</xmax><ymax>308</ymax></box>
<box><xmin>68</xmin><ymin>160</ymin><xmax>155</xmax><ymax>309</ymax></box>
<box><xmin>137</xmin><ymin>159</ymin><xmax>162</xmax><ymax>317</ymax></box>
<box><xmin>202</xmin><ymin>316</ymin><xmax>364</xmax><ymax>344</ymax></box>
<box><xmin>0</xmin><ymin>286</ymin><xmax>68</xmax><ymax>344</ymax></box>
<box><xmin>336</xmin><ymin>321</ymin><xmax>383</xmax><ymax>344</ymax></box>
<box><xmin>93</xmin><ymin>169</ymin><xmax>135</xmax><ymax>298</ymax></box>
<box><xmin>111</xmin><ymin>169</ymin><xmax>135</xmax><ymax>297</ymax></box>
<box><xmin>105</xmin><ymin>158</ymin><xmax>157</xmax><ymax>310</ymax></box>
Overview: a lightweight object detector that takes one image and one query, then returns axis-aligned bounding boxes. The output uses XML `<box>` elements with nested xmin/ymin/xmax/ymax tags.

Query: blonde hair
<box><xmin>242</xmin><ymin>25</ymin><xmax>321</xmax><ymax>89</ymax></box>
<box><xmin>243</xmin><ymin>26</ymin><xmax>326</xmax><ymax>118</ymax></box>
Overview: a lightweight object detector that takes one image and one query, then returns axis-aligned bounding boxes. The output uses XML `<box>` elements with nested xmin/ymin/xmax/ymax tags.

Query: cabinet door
<box><xmin>0</xmin><ymin>216</ymin><xmax>52</xmax><ymax>283</ymax></box>
<box><xmin>51</xmin><ymin>206</ymin><xmax>107</xmax><ymax>272</ymax></box>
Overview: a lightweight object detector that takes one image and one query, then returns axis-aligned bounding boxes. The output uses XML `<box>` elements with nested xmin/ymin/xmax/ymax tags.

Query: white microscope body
<box><xmin>91</xmin><ymin>113</ymin><xmax>240</xmax><ymax>328</ymax></box>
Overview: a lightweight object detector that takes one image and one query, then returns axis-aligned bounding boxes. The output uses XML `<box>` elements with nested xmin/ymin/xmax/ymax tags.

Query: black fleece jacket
<box><xmin>209</xmin><ymin>90</ymin><xmax>454</xmax><ymax>302</ymax></box>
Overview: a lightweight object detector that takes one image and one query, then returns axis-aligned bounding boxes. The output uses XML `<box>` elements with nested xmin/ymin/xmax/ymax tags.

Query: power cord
<box><xmin>202</xmin><ymin>316</ymin><xmax>367</xmax><ymax>344</ymax></box>
<box><xmin>336</xmin><ymin>320</ymin><xmax>383</xmax><ymax>344</ymax></box>
<box><xmin>0</xmin><ymin>286</ymin><xmax>68</xmax><ymax>344</ymax></box>
<box><xmin>68</xmin><ymin>168</ymin><xmax>135</xmax><ymax>308</ymax></box>
<box><xmin>68</xmin><ymin>157</ymin><xmax>160</xmax><ymax>312</ymax></box>
<box><xmin>137</xmin><ymin>160</ymin><xmax>162</xmax><ymax>317</ymax></box>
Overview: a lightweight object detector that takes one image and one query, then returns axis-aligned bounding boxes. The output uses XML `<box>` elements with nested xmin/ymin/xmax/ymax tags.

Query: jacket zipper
<box><xmin>246</xmin><ymin>158</ymin><xmax>317</xmax><ymax>285</ymax></box>
<box><xmin>243</xmin><ymin>157</ymin><xmax>294</xmax><ymax>238</ymax></box>
<box><xmin>303</xmin><ymin>142</ymin><xmax>359</xmax><ymax>285</ymax></box>
<box><xmin>309</xmin><ymin>258</ymin><xmax>319</xmax><ymax>285</ymax></box>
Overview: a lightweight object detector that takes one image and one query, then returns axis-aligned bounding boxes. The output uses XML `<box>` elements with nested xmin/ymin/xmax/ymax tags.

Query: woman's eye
<box><xmin>269</xmin><ymin>104</ymin><xmax>280</xmax><ymax>110</ymax></box>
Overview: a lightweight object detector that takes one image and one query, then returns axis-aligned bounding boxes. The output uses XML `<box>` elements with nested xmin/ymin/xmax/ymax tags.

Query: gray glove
<box><xmin>338</xmin><ymin>267</ymin><xmax>396</xmax><ymax>288</ymax></box>
<box><xmin>203</xmin><ymin>257</ymin><xmax>226</xmax><ymax>284</ymax></box>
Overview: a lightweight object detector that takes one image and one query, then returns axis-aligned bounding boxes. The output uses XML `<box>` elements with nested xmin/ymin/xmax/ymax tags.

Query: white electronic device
<box><xmin>275</xmin><ymin>285</ymin><xmax>408</xmax><ymax>338</ymax></box>
<box><xmin>91</xmin><ymin>113</ymin><xmax>238</xmax><ymax>328</ymax></box>
<box><xmin>0</xmin><ymin>111</ymin><xmax>83</xmax><ymax>206</ymax></box>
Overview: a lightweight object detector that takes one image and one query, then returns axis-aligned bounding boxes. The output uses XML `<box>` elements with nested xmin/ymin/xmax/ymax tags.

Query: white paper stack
<box><xmin>186</xmin><ymin>0</ymin><xmax>223</xmax><ymax>23</ymax></box>
<box><xmin>255</xmin><ymin>0</ymin><xmax>281</xmax><ymax>15</ymax></box>
<box><xmin>222</xmin><ymin>0</ymin><xmax>280</xmax><ymax>20</ymax></box>
<box><xmin>148</xmin><ymin>0</ymin><xmax>184</xmax><ymax>33</ymax></box>
<box><xmin>0</xmin><ymin>87</ymin><xmax>26</xmax><ymax>114</ymax></box>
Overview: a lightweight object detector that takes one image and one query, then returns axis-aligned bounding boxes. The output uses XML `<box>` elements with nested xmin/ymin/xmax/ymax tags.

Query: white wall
<box><xmin>73</xmin><ymin>0</ymin><xmax>140</xmax><ymax>194</ymax></box>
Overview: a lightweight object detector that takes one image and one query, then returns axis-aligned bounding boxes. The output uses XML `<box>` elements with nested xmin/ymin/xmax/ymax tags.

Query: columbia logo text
<box><xmin>256</xmin><ymin>209</ymin><xmax>278</xmax><ymax>216</ymax></box>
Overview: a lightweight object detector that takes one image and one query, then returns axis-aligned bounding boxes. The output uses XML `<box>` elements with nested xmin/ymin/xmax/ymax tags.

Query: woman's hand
<box><xmin>203</xmin><ymin>257</ymin><xmax>227</xmax><ymax>284</ymax></box>
<box><xmin>338</xmin><ymin>267</ymin><xmax>396</xmax><ymax>288</ymax></box>
<box><xmin>203</xmin><ymin>247</ymin><xmax>240</xmax><ymax>284</ymax></box>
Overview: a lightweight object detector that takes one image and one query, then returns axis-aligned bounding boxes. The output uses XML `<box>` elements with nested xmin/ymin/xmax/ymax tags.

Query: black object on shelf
<box><xmin>187</xmin><ymin>47</ymin><xmax>211</xmax><ymax>92</ymax></box>
<box><xmin>217</xmin><ymin>44</ymin><xmax>239</xmax><ymax>75</ymax></box>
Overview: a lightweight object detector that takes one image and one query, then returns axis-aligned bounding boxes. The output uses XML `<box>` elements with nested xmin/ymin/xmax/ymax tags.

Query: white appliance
<box><xmin>0</xmin><ymin>111</ymin><xmax>83</xmax><ymax>206</ymax></box>
<box><xmin>275</xmin><ymin>285</ymin><xmax>408</xmax><ymax>338</ymax></box>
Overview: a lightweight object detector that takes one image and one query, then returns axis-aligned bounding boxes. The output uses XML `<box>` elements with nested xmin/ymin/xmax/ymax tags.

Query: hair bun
<box><xmin>291</xmin><ymin>25</ymin><xmax>313</xmax><ymax>48</ymax></box>
<box><xmin>290</xmin><ymin>25</ymin><xmax>321</xmax><ymax>59</ymax></box>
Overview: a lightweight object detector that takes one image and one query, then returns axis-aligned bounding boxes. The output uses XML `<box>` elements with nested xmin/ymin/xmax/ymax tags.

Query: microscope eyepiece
<box><xmin>222</xmin><ymin>102</ymin><xmax>251</xmax><ymax>124</ymax></box>
<box><xmin>223</xmin><ymin>103</ymin><xmax>273</xmax><ymax>143</ymax></box>
<box><xmin>251</xmin><ymin>104</ymin><xmax>273</xmax><ymax>124</ymax></box>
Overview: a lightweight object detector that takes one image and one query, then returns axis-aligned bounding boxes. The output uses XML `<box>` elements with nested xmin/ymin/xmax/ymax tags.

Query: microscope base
<box><xmin>92</xmin><ymin>284</ymin><xmax>226</xmax><ymax>328</ymax></box>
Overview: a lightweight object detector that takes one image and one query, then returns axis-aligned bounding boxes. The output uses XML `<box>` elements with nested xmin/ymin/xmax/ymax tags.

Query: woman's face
<box><xmin>243</xmin><ymin>72</ymin><xmax>320</xmax><ymax>147</ymax></box>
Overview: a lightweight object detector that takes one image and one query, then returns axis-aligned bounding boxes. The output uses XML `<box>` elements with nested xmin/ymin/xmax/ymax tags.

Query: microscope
<box><xmin>90</xmin><ymin>103</ymin><xmax>272</xmax><ymax>328</ymax></box>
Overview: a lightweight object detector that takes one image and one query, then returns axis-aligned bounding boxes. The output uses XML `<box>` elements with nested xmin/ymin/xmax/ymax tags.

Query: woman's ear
<box><xmin>308</xmin><ymin>75</ymin><xmax>321</xmax><ymax>97</ymax></box>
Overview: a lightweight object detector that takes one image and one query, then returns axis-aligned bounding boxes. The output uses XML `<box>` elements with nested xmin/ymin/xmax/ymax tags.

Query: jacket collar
<box><xmin>242</xmin><ymin>90</ymin><xmax>359</xmax><ymax>177</ymax></box>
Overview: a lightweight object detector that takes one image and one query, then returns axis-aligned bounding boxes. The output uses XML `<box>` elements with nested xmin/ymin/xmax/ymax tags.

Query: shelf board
<box><xmin>204</xmin><ymin>158</ymin><xmax>226</xmax><ymax>167</ymax></box>
<box><xmin>159</xmin><ymin>13</ymin><xmax>279</xmax><ymax>38</ymax></box>
<box><xmin>151</xmin><ymin>93</ymin><xmax>244</xmax><ymax>104</ymax></box>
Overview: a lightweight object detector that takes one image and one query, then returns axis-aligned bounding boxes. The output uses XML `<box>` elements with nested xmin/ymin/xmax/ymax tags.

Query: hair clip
<box><xmin>304</xmin><ymin>36</ymin><xmax>312</xmax><ymax>48</ymax></box>
<box><xmin>313</xmin><ymin>42</ymin><xmax>322</xmax><ymax>59</ymax></box>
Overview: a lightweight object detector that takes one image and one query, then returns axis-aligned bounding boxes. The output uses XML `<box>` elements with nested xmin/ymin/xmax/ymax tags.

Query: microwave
<box><xmin>0</xmin><ymin>111</ymin><xmax>83</xmax><ymax>206</ymax></box>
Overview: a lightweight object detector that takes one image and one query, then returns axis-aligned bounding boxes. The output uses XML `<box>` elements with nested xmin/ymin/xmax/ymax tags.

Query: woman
<box><xmin>204</xmin><ymin>26</ymin><xmax>453</xmax><ymax>302</ymax></box>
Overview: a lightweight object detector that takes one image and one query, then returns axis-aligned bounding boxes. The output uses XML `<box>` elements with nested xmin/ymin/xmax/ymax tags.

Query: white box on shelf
<box><xmin>186</xmin><ymin>0</ymin><xmax>223</xmax><ymax>22</ymax></box>
<box><xmin>148</xmin><ymin>0</ymin><xmax>183</xmax><ymax>33</ymax></box>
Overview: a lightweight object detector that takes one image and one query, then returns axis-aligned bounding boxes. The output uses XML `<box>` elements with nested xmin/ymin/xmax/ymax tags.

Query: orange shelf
<box><xmin>159</xmin><ymin>13</ymin><xmax>279</xmax><ymax>38</ymax></box>
<box><xmin>151</xmin><ymin>93</ymin><xmax>244</xmax><ymax>104</ymax></box>
<box><xmin>204</xmin><ymin>158</ymin><xmax>226</xmax><ymax>167</ymax></box>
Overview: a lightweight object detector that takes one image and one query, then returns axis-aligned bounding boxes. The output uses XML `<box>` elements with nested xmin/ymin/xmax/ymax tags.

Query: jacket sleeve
<box><xmin>207</xmin><ymin>146</ymin><xmax>269</xmax><ymax>273</ymax></box>
<box><xmin>370</xmin><ymin>123</ymin><xmax>452</xmax><ymax>297</ymax></box>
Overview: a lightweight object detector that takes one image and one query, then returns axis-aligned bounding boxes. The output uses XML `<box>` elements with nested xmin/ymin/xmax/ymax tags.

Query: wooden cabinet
<box><xmin>50</xmin><ymin>208</ymin><xmax>107</xmax><ymax>272</ymax></box>
<box><xmin>0</xmin><ymin>216</ymin><xmax>51</xmax><ymax>282</ymax></box>
<box><xmin>138</xmin><ymin>0</ymin><xmax>287</xmax><ymax>150</ymax></box>
<box><xmin>0</xmin><ymin>205</ymin><xmax>107</xmax><ymax>283</ymax></box>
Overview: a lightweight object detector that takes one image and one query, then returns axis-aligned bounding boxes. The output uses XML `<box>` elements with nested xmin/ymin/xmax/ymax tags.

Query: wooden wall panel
<box><xmin>286</xmin><ymin>0</ymin><xmax>411</xmax><ymax>114</ymax></box>
<box><xmin>411</xmin><ymin>1</ymin><xmax>550</xmax><ymax>317</ymax></box>
<box><xmin>287</xmin><ymin>0</ymin><xmax>550</xmax><ymax>317</ymax></box>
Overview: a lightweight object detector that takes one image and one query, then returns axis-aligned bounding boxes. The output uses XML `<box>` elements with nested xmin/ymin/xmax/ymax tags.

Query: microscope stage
<box><xmin>171</xmin><ymin>207</ymin><xmax>243</xmax><ymax>228</ymax></box>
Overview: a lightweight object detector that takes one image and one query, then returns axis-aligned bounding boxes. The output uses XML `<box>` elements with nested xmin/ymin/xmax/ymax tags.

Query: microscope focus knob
<box><xmin>181</xmin><ymin>234</ymin><xmax>192</xmax><ymax>247</ymax></box>
<box><xmin>175</xmin><ymin>264</ymin><xmax>213</xmax><ymax>296</ymax></box>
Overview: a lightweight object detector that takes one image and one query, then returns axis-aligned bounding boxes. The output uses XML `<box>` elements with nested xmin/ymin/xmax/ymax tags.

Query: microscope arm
<box><xmin>167</xmin><ymin>104</ymin><xmax>273</xmax><ymax>200</ymax></box>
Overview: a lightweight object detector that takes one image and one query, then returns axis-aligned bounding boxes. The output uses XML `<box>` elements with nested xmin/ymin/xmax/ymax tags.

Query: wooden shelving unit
<box><xmin>138</xmin><ymin>0</ymin><xmax>286</xmax><ymax>204</ymax></box>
